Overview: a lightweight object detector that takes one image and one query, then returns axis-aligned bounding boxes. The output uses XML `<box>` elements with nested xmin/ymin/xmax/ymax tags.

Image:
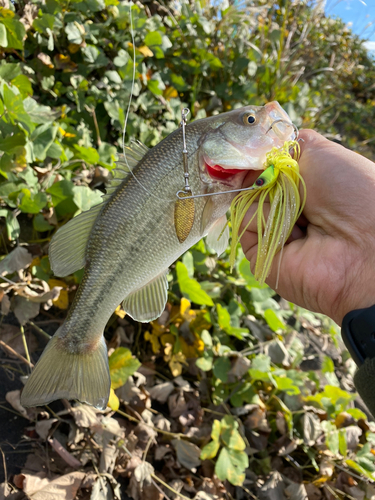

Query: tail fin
<box><xmin>20</xmin><ymin>331</ymin><xmax>110</xmax><ymax>410</ymax></box>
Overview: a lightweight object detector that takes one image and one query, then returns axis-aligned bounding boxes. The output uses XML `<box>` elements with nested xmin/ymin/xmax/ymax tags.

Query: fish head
<box><xmin>199</xmin><ymin>101</ymin><xmax>297</xmax><ymax>186</ymax></box>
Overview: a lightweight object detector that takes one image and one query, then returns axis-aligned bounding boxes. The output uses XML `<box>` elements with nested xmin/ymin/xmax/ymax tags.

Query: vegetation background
<box><xmin>1</xmin><ymin>0</ymin><xmax>375</xmax><ymax>498</ymax></box>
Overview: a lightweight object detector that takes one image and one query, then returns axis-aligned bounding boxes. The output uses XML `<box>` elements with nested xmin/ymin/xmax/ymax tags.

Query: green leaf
<box><xmin>33</xmin><ymin>214</ymin><xmax>54</xmax><ymax>232</ymax></box>
<box><xmin>3</xmin><ymin>85</ymin><xmax>34</xmax><ymax>133</ymax></box>
<box><xmin>273</xmin><ymin>375</ymin><xmax>300</xmax><ymax>395</ymax></box>
<box><xmin>215</xmin><ymin>447</ymin><xmax>247</xmax><ymax>486</ymax></box>
<box><xmin>0</xmin><ymin>62</ymin><xmax>21</xmax><ymax>81</ymax></box>
<box><xmin>46</xmin><ymin>180</ymin><xmax>74</xmax><ymax>205</ymax></box>
<box><xmin>74</xmin><ymin>145</ymin><xmax>100</xmax><ymax>164</ymax></box>
<box><xmin>196</xmin><ymin>351</ymin><xmax>213</xmax><ymax>371</ymax></box>
<box><xmin>221</xmin><ymin>425</ymin><xmax>246</xmax><ymax>451</ymax></box>
<box><xmin>72</xmin><ymin>186</ymin><xmax>103</xmax><ymax>212</ymax></box>
<box><xmin>339</xmin><ymin>428</ymin><xmax>347</xmax><ymax>457</ymax></box>
<box><xmin>0</xmin><ymin>133</ymin><xmax>25</xmax><ymax>153</ymax></box>
<box><xmin>108</xmin><ymin>347</ymin><xmax>141</xmax><ymax>390</ymax></box>
<box><xmin>0</xmin><ymin>23</ymin><xmax>7</xmax><ymax>47</ymax></box>
<box><xmin>176</xmin><ymin>261</ymin><xmax>213</xmax><ymax>306</ymax></box>
<box><xmin>346</xmin><ymin>408</ymin><xmax>367</xmax><ymax>421</ymax></box>
<box><xmin>18</xmin><ymin>189</ymin><xmax>47</xmax><ymax>214</ymax></box>
<box><xmin>322</xmin><ymin>356</ymin><xmax>335</xmax><ymax>373</ymax></box>
<box><xmin>0</xmin><ymin>209</ymin><xmax>21</xmax><ymax>241</ymax></box>
<box><xmin>249</xmin><ymin>354</ymin><xmax>271</xmax><ymax>381</ymax></box>
<box><xmin>170</xmin><ymin>73</ymin><xmax>187</xmax><ymax>91</ymax></box>
<box><xmin>1</xmin><ymin>18</ymin><xmax>25</xmax><ymax>50</ymax></box>
<box><xmin>33</xmin><ymin>13</ymin><xmax>55</xmax><ymax>32</ymax></box>
<box><xmin>200</xmin><ymin>440</ymin><xmax>220</xmax><ymax>460</ymax></box>
<box><xmin>11</xmin><ymin>75</ymin><xmax>33</xmax><ymax>98</ymax></box>
<box><xmin>144</xmin><ymin>31</ymin><xmax>162</xmax><ymax>46</ymax></box>
<box><xmin>211</xmin><ymin>419</ymin><xmax>221</xmax><ymax>441</ymax></box>
<box><xmin>213</xmin><ymin>356</ymin><xmax>231</xmax><ymax>382</ymax></box>
<box><xmin>31</xmin><ymin>124</ymin><xmax>58</xmax><ymax>161</ymax></box>
<box><xmin>346</xmin><ymin>459</ymin><xmax>375</xmax><ymax>481</ymax></box>
<box><xmin>65</xmin><ymin>22</ymin><xmax>83</xmax><ymax>44</ymax></box>
<box><xmin>23</xmin><ymin>98</ymin><xmax>59</xmax><ymax>124</ymax></box>
<box><xmin>264</xmin><ymin>308</ymin><xmax>285</xmax><ymax>332</ymax></box>
<box><xmin>113</xmin><ymin>49</ymin><xmax>130</xmax><ymax>67</ymax></box>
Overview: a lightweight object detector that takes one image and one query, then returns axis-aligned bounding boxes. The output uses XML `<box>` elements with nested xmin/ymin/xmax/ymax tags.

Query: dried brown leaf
<box><xmin>1</xmin><ymin>294</ymin><xmax>10</xmax><ymax>316</ymax></box>
<box><xmin>6</xmin><ymin>390</ymin><xmax>29</xmax><ymax>419</ymax></box>
<box><xmin>71</xmin><ymin>404</ymin><xmax>100</xmax><ymax>428</ymax></box>
<box><xmin>258</xmin><ymin>471</ymin><xmax>286</xmax><ymax>500</ymax></box>
<box><xmin>35</xmin><ymin>418</ymin><xmax>58</xmax><ymax>440</ymax></box>
<box><xmin>305</xmin><ymin>484</ymin><xmax>322</xmax><ymax>500</ymax></box>
<box><xmin>37</xmin><ymin>53</ymin><xmax>53</xmax><ymax>67</ymax></box>
<box><xmin>344</xmin><ymin>425</ymin><xmax>362</xmax><ymax>449</ymax></box>
<box><xmin>90</xmin><ymin>475</ymin><xmax>121</xmax><ymax>500</ymax></box>
<box><xmin>13</xmin><ymin>296</ymin><xmax>40</xmax><ymax>325</ymax></box>
<box><xmin>228</xmin><ymin>355</ymin><xmax>250</xmax><ymax>379</ymax></box>
<box><xmin>244</xmin><ymin>406</ymin><xmax>271</xmax><ymax>432</ymax></box>
<box><xmin>23</xmin><ymin>471</ymin><xmax>85</xmax><ymax>500</ymax></box>
<box><xmin>303</xmin><ymin>413</ymin><xmax>321</xmax><ymax>446</ymax></box>
<box><xmin>149</xmin><ymin>381</ymin><xmax>174</xmax><ymax>403</ymax></box>
<box><xmin>20</xmin><ymin>3</ymin><xmax>38</xmax><ymax>30</ymax></box>
<box><xmin>284</xmin><ymin>482</ymin><xmax>308</xmax><ymax>500</ymax></box>
<box><xmin>0</xmin><ymin>482</ymin><xmax>12</xmax><ymax>499</ymax></box>
<box><xmin>153</xmin><ymin>414</ymin><xmax>171</xmax><ymax>432</ymax></box>
<box><xmin>172</xmin><ymin>439</ymin><xmax>201</xmax><ymax>471</ymax></box>
<box><xmin>0</xmin><ymin>247</ymin><xmax>33</xmax><ymax>276</ymax></box>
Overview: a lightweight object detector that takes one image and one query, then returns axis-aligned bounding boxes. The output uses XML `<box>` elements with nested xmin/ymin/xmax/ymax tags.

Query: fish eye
<box><xmin>243</xmin><ymin>113</ymin><xmax>256</xmax><ymax>125</ymax></box>
<box><xmin>255</xmin><ymin>177</ymin><xmax>264</xmax><ymax>186</ymax></box>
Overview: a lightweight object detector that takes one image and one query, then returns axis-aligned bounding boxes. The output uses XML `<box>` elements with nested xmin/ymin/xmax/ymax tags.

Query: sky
<box><xmin>325</xmin><ymin>0</ymin><xmax>375</xmax><ymax>51</ymax></box>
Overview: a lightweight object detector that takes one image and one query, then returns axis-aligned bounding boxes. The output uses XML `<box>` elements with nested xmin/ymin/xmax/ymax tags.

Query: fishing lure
<box><xmin>229</xmin><ymin>140</ymin><xmax>306</xmax><ymax>286</ymax></box>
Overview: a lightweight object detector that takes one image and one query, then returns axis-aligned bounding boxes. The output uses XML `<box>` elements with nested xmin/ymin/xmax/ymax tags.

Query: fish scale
<box><xmin>21</xmin><ymin>102</ymin><xmax>296</xmax><ymax>409</ymax></box>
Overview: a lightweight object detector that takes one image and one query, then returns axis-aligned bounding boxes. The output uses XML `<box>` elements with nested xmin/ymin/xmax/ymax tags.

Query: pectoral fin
<box><xmin>206</xmin><ymin>215</ymin><xmax>229</xmax><ymax>256</ymax></box>
<box><xmin>49</xmin><ymin>202</ymin><xmax>103</xmax><ymax>277</ymax></box>
<box><xmin>123</xmin><ymin>270</ymin><xmax>169</xmax><ymax>323</ymax></box>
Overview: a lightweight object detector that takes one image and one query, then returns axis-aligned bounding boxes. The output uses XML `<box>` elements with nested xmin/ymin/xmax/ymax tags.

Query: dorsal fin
<box><xmin>104</xmin><ymin>140</ymin><xmax>149</xmax><ymax>198</ymax></box>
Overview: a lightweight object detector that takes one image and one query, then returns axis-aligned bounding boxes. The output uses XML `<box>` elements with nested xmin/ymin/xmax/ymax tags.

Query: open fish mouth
<box><xmin>203</xmin><ymin>119</ymin><xmax>298</xmax><ymax>182</ymax></box>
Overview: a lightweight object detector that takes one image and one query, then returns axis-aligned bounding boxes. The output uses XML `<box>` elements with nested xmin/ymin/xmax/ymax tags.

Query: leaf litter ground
<box><xmin>2</xmin><ymin>248</ymin><xmax>375</xmax><ymax>500</ymax></box>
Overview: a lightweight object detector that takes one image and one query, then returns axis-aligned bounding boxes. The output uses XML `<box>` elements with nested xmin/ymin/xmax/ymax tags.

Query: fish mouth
<box><xmin>204</xmin><ymin>118</ymin><xmax>298</xmax><ymax>181</ymax></box>
<box><xmin>204</xmin><ymin>161</ymin><xmax>246</xmax><ymax>181</ymax></box>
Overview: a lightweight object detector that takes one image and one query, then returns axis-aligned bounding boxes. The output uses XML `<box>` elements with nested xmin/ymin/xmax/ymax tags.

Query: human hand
<box><xmin>240</xmin><ymin>130</ymin><xmax>375</xmax><ymax>325</ymax></box>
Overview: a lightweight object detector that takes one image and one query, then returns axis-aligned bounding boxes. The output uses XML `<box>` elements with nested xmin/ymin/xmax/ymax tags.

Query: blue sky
<box><xmin>325</xmin><ymin>0</ymin><xmax>375</xmax><ymax>50</ymax></box>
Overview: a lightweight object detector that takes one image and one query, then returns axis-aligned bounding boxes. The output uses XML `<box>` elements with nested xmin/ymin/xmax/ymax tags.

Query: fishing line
<box><xmin>121</xmin><ymin>2</ymin><xmax>175</xmax><ymax>202</ymax></box>
<box><xmin>121</xmin><ymin>3</ymin><xmax>300</xmax><ymax>205</ymax></box>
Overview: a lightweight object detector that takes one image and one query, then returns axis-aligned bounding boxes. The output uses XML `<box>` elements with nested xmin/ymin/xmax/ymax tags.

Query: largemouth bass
<box><xmin>21</xmin><ymin>101</ymin><xmax>295</xmax><ymax>410</ymax></box>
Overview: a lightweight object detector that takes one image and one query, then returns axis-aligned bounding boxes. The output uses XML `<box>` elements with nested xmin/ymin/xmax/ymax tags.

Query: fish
<box><xmin>20</xmin><ymin>101</ymin><xmax>296</xmax><ymax>410</ymax></box>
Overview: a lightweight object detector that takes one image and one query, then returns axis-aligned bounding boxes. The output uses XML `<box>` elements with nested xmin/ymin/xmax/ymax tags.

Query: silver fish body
<box><xmin>21</xmin><ymin>102</ymin><xmax>295</xmax><ymax>409</ymax></box>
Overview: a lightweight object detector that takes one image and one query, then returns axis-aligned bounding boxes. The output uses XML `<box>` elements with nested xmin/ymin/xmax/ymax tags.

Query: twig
<box><xmin>115</xmin><ymin>408</ymin><xmax>185</xmax><ymax>440</ymax></box>
<box><xmin>0</xmin><ymin>403</ymin><xmax>28</xmax><ymax>419</ymax></box>
<box><xmin>151</xmin><ymin>474</ymin><xmax>192</xmax><ymax>500</ymax></box>
<box><xmin>20</xmin><ymin>325</ymin><xmax>31</xmax><ymax>372</ymax></box>
<box><xmin>48</xmin><ymin>437</ymin><xmax>81</xmax><ymax>469</ymax></box>
<box><xmin>27</xmin><ymin>321</ymin><xmax>52</xmax><ymax>340</ymax></box>
<box><xmin>0</xmin><ymin>446</ymin><xmax>7</xmax><ymax>483</ymax></box>
<box><xmin>150</xmin><ymin>477</ymin><xmax>172</xmax><ymax>500</ymax></box>
<box><xmin>142</xmin><ymin>436</ymin><xmax>154</xmax><ymax>462</ymax></box>
<box><xmin>0</xmin><ymin>340</ymin><xmax>34</xmax><ymax>368</ymax></box>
